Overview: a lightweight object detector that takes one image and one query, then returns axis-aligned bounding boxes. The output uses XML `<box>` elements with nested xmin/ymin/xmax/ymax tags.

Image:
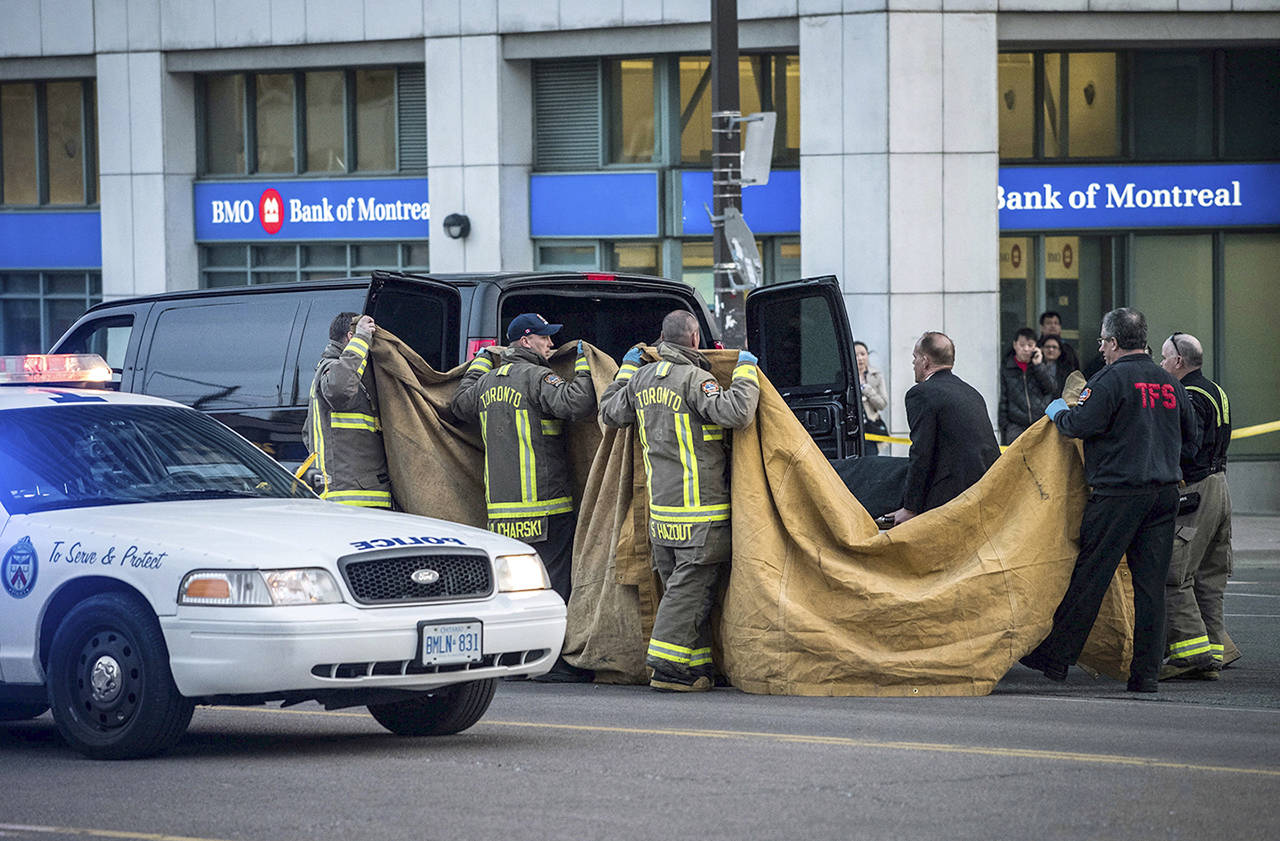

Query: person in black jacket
<box><xmin>1159</xmin><ymin>331</ymin><xmax>1237</xmax><ymax>679</ymax></box>
<box><xmin>1021</xmin><ymin>308</ymin><xmax>1198</xmax><ymax>693</ymax></box>
<box><xmin>998</xmin><ymin>327</ymin><xmax>1058</xmax><ymax>444</ymax></box>
<box><xmin>1038</xmin><ymin>311</ymin><xmax>1080</xmax><ymax>375</ymax></box>
<box><xmin>890</xmin><ymin>332</ymin><xmax>1000</xmax><ymax>526</ymax></box>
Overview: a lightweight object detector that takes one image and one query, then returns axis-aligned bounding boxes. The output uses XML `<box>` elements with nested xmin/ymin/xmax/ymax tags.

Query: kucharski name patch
<box><xmin>3</xmin><ymin>536</ymin><xmax>38</xmax><ymax>599</ymax></box>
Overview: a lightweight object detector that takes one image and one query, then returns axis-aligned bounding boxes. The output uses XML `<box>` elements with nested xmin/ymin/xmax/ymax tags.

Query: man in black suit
<box><xmin>890</xmin><ymin>332</ymin><xmax>1001</xmax><ymax>526</ymax></box>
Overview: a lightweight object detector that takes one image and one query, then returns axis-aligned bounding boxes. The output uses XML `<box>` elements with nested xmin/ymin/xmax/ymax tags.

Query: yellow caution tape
<box><xmin>1232</xmin><ymin>420</ymin><xmax>1280</xmax><ymax>440</ymax></box>
<box><xmin>866</xmin><ymin>418</ymin><xmax>1280</xmax><ymax>451</ymax></box>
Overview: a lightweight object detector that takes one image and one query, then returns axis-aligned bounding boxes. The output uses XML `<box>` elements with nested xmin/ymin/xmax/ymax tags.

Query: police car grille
<box><xmin>340</xmin><ymin>552</ymin><xmax>493</xmax><ymax>604</ymax></box>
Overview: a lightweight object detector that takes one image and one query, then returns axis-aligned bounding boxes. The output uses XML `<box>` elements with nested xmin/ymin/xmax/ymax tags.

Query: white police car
<box><xmin>0</xmin><ymin>355</ymin><xmax>566</xmax><ymax>759</ymax></box>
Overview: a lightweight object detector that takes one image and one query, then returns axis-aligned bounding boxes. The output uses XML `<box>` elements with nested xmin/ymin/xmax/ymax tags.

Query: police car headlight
<box><xmin>179</xmin><ymin>569</ymin><xmax>341</xmax><ymax>606</ymax></box>
<box><xmin>262</xmin><ymin>569</ymin><xmax>342</xmax><ymax>605</ymax></box>
<box><xmin>495</xmin><ymin>553</ymin><xmax>550</xmax><ymax>592</ymax></box>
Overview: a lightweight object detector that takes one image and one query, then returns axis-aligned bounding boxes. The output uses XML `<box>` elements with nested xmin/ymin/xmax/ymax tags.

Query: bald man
<box><xmin>1159</xmin><ymin>331</ymin><xmax>1239</xmax><ymax>679</ymax></box>
<box><xmin>890</xmin><ymin>332</ymin><xmax>1000</xmax><ymax>526</ymax></box>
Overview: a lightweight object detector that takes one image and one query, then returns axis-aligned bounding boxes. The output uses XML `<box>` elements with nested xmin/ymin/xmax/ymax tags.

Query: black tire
<box><xmin>46</xmin><ymin>592</ymin><xmax>194</xmax><ymax>760</ymax></box>
<box><xmin>368</xmin><ymin>678</ymin><xmax>497</xmax><ymax>736</ymax></box>
<box><xmin>0</xmin><ymin>702</ymin><xmax>49</xmax><ymax>721</ymax></box>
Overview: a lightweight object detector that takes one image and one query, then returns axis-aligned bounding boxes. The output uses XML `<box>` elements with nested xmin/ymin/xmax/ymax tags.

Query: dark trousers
<box><xmin>646</xmin><ymin>525</ymin><xmax>731</xmax><ymax>681</ymax></box>
<box><xmin>1034</xmin><ymin>485</ymin><xmax>1179</xmax><ymax>683</ymax></box>
<box><xmin>539</xmin><ymin>512</ymin><xmax>575</xmax><ymax>604</ymax></box>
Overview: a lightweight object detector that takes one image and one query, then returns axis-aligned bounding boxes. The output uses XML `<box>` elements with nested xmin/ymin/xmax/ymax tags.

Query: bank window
<box><xmin>200</xmin><ymin>67</ymin><xmax>425</xmax><ymax>176</ymax></box>
<box><xmin>999</xmin><ymin>52</ymin><xmax>1120</xmax><ymax>160</ymax></box>
<box><xmin>0</xmin><ymin>271</ymin><xmax>101</xmax><ymax>354</ymax></box>
<box><xmin>679</xmin><ymin>54</ymin><xmax>799</xmax><ymax>167</ymax></box>
<box><xmin>606</xmin><ymin>59</ymin><xmax>657</xmax><ymax>164</ymax></box>
<box><xmin>536</xmin><ymin>53</ymin><xmax>800</xmax><ymax>170</ymax></box>
<box><xmin>0</xmin><ymin>79</ymin><xmax>97</xmax><ymax>206</ymax></box>
<box><xmin>1223</xmin><ymin>233</ymin><xmax>1280</xmax><ymax>458</ymax></box>
<box><xmin>1000</xmin><ymin>48</ymin><xmax>1273</xmax><ymax>163</ymax></box>
<box><xmin>199</xmin><ymin>243</ymin><xmax>428</xmax><ymax>288</ymax></box>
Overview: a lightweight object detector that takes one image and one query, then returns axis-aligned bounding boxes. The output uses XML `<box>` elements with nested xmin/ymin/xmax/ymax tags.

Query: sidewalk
<box><xmin>1233</xmin><ymin>514</ymin><xmax>1280</xmax><ymax>561</ymax></box>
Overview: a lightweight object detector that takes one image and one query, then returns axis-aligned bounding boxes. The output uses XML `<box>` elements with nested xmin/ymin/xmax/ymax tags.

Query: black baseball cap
<box><xmin>506</xmin><ymin>313</ymin><xmax>562</xmax><ymax>342</ymax></box>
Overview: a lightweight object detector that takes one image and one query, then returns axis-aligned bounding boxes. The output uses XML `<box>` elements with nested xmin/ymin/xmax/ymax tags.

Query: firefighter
<box><xmin>599</xmin><ymin>310</ymin><xmax>761</xmax><ymax>692</ymax></box>
<box><xmin>1159</xmin><ymin>331</ymin><xmax>1238</xmax><ymax>679</ymax></box>
<box><xmin>303</xmin><ymin>312</ymin><xmax>393</xmax><ymax>509</ymax></box>
<box><xmin>1021</xmin><ymin>307</ymin><xmax>1197</xmax><ymax>693</ymax></box>
<box><xmin>451</xmin><ymin>313</ymin><xmax>596</xmax><ymax>682</ymax></box>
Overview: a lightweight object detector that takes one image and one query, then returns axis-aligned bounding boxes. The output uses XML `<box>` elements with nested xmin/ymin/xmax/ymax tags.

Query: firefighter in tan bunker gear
<box><xmin>451</xmin><ymin>313</ymin><xmax>597</xmax><ymax>681</ymax></box>
<box><xmin>599</xmin><ymin>310</ymin><xmax>761</xmax><ymax>692</ymax></box>
<box><xmin>303</xmin><ymin>312</ymin><xmax>393</xmax><ymax>508</ymax></box>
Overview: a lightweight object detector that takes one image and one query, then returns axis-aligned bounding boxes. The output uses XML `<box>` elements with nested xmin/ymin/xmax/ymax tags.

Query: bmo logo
<box><xmin>259</xmin><ymin>188</ymin><xmax>283</xmax><ymax>235</ymax></box>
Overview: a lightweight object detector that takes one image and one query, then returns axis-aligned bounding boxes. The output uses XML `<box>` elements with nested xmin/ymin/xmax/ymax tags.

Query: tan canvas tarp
<box><xmin>371</xmin><ymin>337</ymin><xmax>1134</xmax><ymax>697</ymax></box>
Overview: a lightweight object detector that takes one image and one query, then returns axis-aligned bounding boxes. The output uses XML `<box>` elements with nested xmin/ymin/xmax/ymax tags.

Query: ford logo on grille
<box><xmin>410</xmin><ymin>568</ymin><xmax>441</xmax><ymax>585</ymax></box>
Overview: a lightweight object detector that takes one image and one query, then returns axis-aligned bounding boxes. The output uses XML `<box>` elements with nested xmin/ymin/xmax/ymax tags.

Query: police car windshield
<box><xmin>0</xmin><ymin>404</ymin><xmax>315</xmax><ymax>515</ymax></box>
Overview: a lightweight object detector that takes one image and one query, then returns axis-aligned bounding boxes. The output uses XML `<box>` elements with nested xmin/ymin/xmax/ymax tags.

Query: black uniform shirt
<box><xmin>1053</xmin><ymin>352</ymin><xmax>1198</xmax><ymax>493</ymax></box>
<box><xmin>1180</xmin><ymin>368</ymin><xmax>1231</xmax><ymax>483</ymax></box>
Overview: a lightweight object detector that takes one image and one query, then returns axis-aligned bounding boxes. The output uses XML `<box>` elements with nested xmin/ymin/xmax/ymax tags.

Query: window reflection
<box><xmin>1</xmin><ymin>83</ymin><xmax>38</xmax><ymax>204</ymax></box>
<box><xmin>256</xmin><ymin>73</ymin><xmax>296</xmax><ymax>173</ymax></box>
<box><xmin>608</xmin><ymin>59</ymin><xmax>655</xmax><ymax>163</ymax></box>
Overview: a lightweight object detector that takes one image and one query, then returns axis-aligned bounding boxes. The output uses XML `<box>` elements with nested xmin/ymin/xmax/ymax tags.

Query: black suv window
<box><xmin>499</xmin><ymin>290</ymin><xmax>712</xmax><ymax>360</ymax></box>
<box><xmin>290</xmin><ymin>290</ymin><xmax>366</xmax><ymax>405</ymax></box>
<box><xmin>749</xmin><ymin>293</ymin><xmax>843</xmax><ymax>392</ymax></box>
<box><xmin>143</xmin><ymin>299</ymin><xmax>298</xmax><ymax>409</ymax></box>
<box><xmin>54</xmin><ymin>314</ymin><xmax>134</xmax><ymax>383</ymax></box>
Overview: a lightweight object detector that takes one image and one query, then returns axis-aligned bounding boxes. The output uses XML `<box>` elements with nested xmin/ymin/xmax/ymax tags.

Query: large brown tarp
<box><xmin>371</xmin><ymin>336</ymin><xmax>1134</xmax><ymax>696</ymax></box>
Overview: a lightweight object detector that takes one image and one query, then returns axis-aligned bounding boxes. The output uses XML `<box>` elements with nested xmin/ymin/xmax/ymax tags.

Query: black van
<box><xmin>51</xmin><ymin>271</ymin><xmax>863</xmax><ymax>466</ymax></box>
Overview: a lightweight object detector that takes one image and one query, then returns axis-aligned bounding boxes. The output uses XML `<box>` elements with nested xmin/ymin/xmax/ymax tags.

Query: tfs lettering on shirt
<box><xmin>1134</xmin><ymin>382</ymin><xmax>1176</xmax><ymax>409</ymax></box>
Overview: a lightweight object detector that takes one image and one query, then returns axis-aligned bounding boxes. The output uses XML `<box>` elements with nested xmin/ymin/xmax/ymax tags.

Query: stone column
<box><xmin>800</xmin><ymin>7</ymin><xmax>998</xmax><ymax>445</ymax></box>
<box><xmin>95</xmin><ymin>47</ymin><xmax>196</xmax><ymax>299</ymax></box>
<box><xmin>425</xmin><ymin>28</ymin><xmax>533</xmax><ymax>272</ymax></box>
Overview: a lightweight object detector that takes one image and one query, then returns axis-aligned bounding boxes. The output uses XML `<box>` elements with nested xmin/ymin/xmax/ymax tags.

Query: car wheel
<box><xmin>46</xmin><ymin>592</ymin><xmax>194</xmax><ymax>760</ymax></box>
<box><xmin>0</xmin><ymin>702</ymin><xmax>49</xmax><ymax>721</ymax></box>
<box><xmin>367</xmin><ymin>678</ymin><xmax>497</xmax><ymax>736</ymax></box>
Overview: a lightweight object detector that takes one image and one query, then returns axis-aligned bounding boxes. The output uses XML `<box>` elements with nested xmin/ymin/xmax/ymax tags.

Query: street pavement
<box><xmin>1</xmin><ymin>516</ymin><xmax>1277</xmax><ymax>841</ymax></box>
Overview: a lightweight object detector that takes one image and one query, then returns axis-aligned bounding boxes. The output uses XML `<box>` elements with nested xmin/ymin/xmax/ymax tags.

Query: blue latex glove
<box><xmin>737</xmin><ymin>349</ymin><xmax>758</xmax><ymax>366</ymax></box>
<box><xmin>576</xmin><ymin>340</ymin><xmax>584</xmax><ymax>356</ymax></box>
<box><xmin>1045</xmin><ymin>397</ymin><xmax>1069</xmax><ymax>421</ymax></box>
<box><xmin>622</xmin><ymin>346</ymin><xmax>644</xmax><ymax>366</ymax></box>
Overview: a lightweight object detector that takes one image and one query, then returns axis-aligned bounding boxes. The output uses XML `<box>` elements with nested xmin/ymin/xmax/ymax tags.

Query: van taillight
<box><xmin>584</xmin><ymin>273</ymin><xmax>616</xmax><ymax>281</ymax></box>
<box><xmin>467</xmin><ymin>338</ymin><xmax>497</xmax><ymax>360</ymax></box>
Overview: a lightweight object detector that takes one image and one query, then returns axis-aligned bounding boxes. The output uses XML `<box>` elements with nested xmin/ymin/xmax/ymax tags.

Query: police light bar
<box><xmin>0</xmin><ymin>354</ymin><xmax>112</xmax><ymax>384</ymax></box>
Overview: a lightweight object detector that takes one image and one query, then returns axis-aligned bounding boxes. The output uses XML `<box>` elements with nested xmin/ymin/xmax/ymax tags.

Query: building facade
<box><xmin>1</xmin><ymin>0</ymin><xmax>1277</xmax><ymax>509</ymax></box>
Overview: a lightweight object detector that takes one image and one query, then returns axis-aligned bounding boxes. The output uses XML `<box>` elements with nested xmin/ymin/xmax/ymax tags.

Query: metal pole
<box><xmin>710</xmin><ymin>0</ymin><xmax>745</xmax><ymax>347</ymax></box>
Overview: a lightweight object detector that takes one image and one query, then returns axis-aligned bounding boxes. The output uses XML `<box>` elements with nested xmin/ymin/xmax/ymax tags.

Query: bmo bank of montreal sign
<box><xmin>998</xmin><ymin>163</ymin><xmax>1280</xmax><ymax>231</ymax></box>
<box><xmin>194</xmin><ymin>178</ymin><xmax>429</xmax><ymax>241</ymax></box>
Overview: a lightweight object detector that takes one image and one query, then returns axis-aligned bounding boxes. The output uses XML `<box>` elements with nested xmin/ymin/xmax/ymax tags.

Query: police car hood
<box><xmin>25</xmin><ymin>498</ymin><xmax>526</xmax><ymax>567</ymax></box>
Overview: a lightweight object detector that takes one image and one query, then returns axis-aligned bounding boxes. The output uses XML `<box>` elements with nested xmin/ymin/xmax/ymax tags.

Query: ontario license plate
<box><xmin>418</xmin><ymin>620</ymin><xmax>483</xmax><ymax>666</ymax></box>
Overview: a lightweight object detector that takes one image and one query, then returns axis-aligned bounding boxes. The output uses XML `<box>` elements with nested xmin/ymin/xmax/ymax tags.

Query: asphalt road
<box><xmin>1</xmin><ymin>560</ymin><xmax>1276</xmax><ymax>841</ymax></box>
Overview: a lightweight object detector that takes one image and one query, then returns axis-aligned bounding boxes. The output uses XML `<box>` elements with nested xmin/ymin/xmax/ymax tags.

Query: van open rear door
<box><xmin>745</xmin><ymin>276</ymin><xmax>862</xmax><ymax>459</ymax></box>
<box><xmin>364</xmin><ymin>271</ymin><xmax>465</xmax><ymax>371</ymax></box>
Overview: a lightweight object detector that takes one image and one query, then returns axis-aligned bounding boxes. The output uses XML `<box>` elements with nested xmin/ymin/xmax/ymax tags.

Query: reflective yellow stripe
<box><xmin>1219</xmin><ymin>383</ymin><xmax>1230</xmax><ymax>424</ymax></box>
<box><xmin>689</xmin><ymin>647</ymin><xmax>713</xmax><ymax>667</ymax></box>
<box><xmin>486</xmin><ymin>497</ymin><xmax>573</xmax><ymax>518</ymax></box>
<box><xmin>497</xmin><ymin>363</ymin><xmax>513</xmax><ymax>376</ymax></box>
<box><xmin>1168</xmin><ymin>635</ymin><xmax>1212</xmax><ymax>657</ymax></box>
<box><xmin>468</xmin><ymin>355</ymin><xmax>494</xmax><ymax>374</ymax></box>
<box><xmin>540</xmin><ymin>419</ymin><xmax>563</xmax><ymax>436</ymax></box>
<box><xmin>516</xmin><ymin>409</ymin><xmax>536</xmax><ymax>502</ymax></box>
<box><xmin>733</xmin><ymin>364</ymin><xmax>759</xmax><ymax>384</ymax></box>
<box><xmin>648</xmin><ymin>647</ymin><xmax>691</xmax><ymax>665</ymax></box>
<box><xmin>649</xmin><ymin>502</ymin><xmax>731</xmax><ymax>523</ymax></box>
<box><xmin>616</xmin><ymin>362</ymin><xmax>639</xmax><ymax>381</ymax></box>
<box><xmin>348</xmin><ymin>336</ymin><xmax>371</xmax><ymax>377</ymax></box>
<box><xmin>656</xmin><ymin>361</ymin><xmax>672</xmax><ymax>378</ymax></box>
<box><xmin>309</xmin><ymin>380</ymin><xmax>329</xmax><ymax>493</ymax></box>
<box><xmin>675</xmin><ymin>413</ymin><xmax>699</xmax><ymax>508</ymax></box>
<box><xmin>702</xmin><ymin>424</ymin><xmax>724</xmax><ymax>441</ymax></box>
<box><xmin>331</xmin><ymin>412</ymin><xmax>381</xmax><ymax>432</ymax></box>
<box><xmin>637</xmin><ymin>408</ymin><xmax>656</xmax><ymax>504</ymax></box>
<box><xmin>480</xmin><ymin>412</ymin><xmax>491</xmax><ymax>505</ymax></box>
<box><xmin>1186</xmin><ymin>385</ymin><xmax>1224</xmax><ymax>427</ymax></box>
<box><xmin>574</xmin><ymin>357</ymin><xmax>589</xmax><ymax>373</ymax></box>
<box><xmin>323</xmin><ymin>489</ymin><xmax>392</xmax><ymax>509</ymax></box>
<box><xmin>1209</xmin><ymin>643</ymin><xmax>1224</xmax><ymax>653</ymax></box>
<box><xmin>650</xmin><ymin>639</ymin><xmax>694</xmax><ymax>655</ymax></box>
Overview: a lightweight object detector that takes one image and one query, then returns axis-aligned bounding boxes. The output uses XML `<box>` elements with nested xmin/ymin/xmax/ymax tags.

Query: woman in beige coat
<box><xmin>854</xmin><ymin>340</ymin><xmax>888</xmax><ymax>455</ymax></box>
